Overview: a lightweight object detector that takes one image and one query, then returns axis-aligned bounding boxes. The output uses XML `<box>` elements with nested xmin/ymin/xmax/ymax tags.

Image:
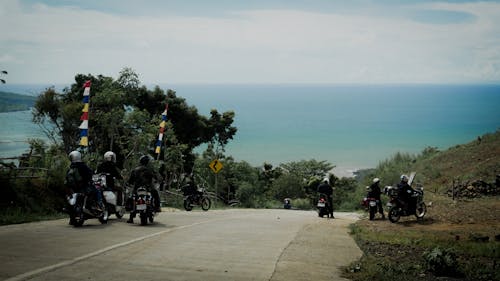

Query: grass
<box><xmin>0</xmin><ymin>207</ymin><xmax>66</xmax><ymax>226</ymax></box>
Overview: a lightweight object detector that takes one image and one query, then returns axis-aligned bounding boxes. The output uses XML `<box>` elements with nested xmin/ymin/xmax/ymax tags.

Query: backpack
<box><xmin>65</xmin><ymin>167</ymin><xmax>83</xmax><ymax>190</ymax></box>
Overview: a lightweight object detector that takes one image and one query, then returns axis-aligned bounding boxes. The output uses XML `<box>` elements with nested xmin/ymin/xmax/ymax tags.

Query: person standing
<box><xmin>369</xmin><ymin>177</ymin><xmax>385</xmax><ymax>219</ymax></box>
<box><xmin>398</xmin><ymin>174</ymin><xmax>416</xmax><ymax>213</ymax></box>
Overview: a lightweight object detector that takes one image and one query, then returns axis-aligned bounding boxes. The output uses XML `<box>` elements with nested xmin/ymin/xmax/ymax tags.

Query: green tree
<box><xmin>32</xmin><ymin>68</ymin><xmax>237</xmax><ymax>175</ymax></box>
<box><xmin>267</xmin><ymin>159</ymin><xmax>334</xmax><ymax>201</ymax></box>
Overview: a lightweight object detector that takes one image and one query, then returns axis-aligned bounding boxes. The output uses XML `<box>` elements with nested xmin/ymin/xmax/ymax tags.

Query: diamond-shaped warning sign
<box><xmin>209</xmin><ymin>159</ymin><xmax>223</xmax><ymax>174</ymax></box>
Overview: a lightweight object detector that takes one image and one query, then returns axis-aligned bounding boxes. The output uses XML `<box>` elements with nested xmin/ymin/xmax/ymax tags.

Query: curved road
<box><xmin>0</xmin><ymin>209</ymin><xmax>362</xmax><ymax>281</ymax></box>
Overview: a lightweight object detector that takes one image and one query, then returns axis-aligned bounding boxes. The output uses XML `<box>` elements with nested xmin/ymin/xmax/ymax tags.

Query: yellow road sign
<box><xmin>209</xmin><ymin>159</ymin><xmax>223</xmax><ymax>173</ymax></box>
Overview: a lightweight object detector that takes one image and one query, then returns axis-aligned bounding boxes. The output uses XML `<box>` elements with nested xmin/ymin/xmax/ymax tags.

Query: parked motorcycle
<box><xmin>93</xmin><ymin>173</ymin><xmax>126</xmax><ymax>219</ymax></box>
<box><xmin>182</xmin><ymin>185</ymin><xmax>211</xmax><ymax>211</ymax></box>
<box><xmin>362</xmin><ymin>196</ymin><xmax>379</xmax><ymax>220</ymax></box>
<box><xmin>317</xmin><ymin>193</ymin><xmax>330</xmax><ymax>218</ymax></box>
<box><xmin>129</xmin><ymin>186</ymin><xmax>156</xmax><ymax>225</ymax></box>
<box><xmin>386</xmin><ymin>184</ymin><xmax>426</xmax><ymax>223</ymax></box>
<box><xmin>66</xmin><ymin>184</ymin><xmax>108</xmax><ymax>227</ymax></box>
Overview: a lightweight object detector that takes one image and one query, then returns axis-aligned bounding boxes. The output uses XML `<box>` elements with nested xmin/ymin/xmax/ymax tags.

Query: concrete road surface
<box><xmin>0</xmin><ymin>209</ymin><xmax>362</xmax><ymax>281</ymax></box>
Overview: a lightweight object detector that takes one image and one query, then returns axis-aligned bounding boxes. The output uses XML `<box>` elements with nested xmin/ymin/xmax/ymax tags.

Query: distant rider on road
<box><xmin>317</xmin><ymin>177</ymin><xmax>334</xmax><ymax>218</ymax></box>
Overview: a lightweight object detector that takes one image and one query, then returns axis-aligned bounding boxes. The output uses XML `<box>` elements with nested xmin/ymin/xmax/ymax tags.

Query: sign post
<box><xmin>209</xmin><ymin>159</ymin><xmax>223</xmax><ymax>206</ymax></box>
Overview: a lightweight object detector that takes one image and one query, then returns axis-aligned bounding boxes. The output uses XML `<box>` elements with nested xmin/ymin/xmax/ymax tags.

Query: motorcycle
<box><xmin>130</xmin><ymin>186</ymin><xmax>156</xmax><ymax>225</ymax></box>
<box><xmin>283</xmin><ymin>198</ymin><xmax>292</xmax><ymax>209</ymax></box>
<box><xmin>93</xmin><ymin>173</ymin><xmax>126</xmax><ymax>219</ymax></box>
<box><xmin>66</xmin><ymin>183</ymin><xmax>108</xmax><ymax>227</ymax></box>
<box><xmin>182</xmin><ymin>185</ymin><xmax>211</xmax><ymax>211</ymax></box>
<box><xmin>317</xmin><ymin>193</ymin><xmax>330</xmax><ymax>218</ymax></box>
<box><xmin>386</xmin><ymin>184</ymin><xmax>427</xmax><ymax>223</ymax></box>
<box><xmin>362</xmin><ymin>196</ymin><xmax>379</xmax><ymax>220</ymax></box>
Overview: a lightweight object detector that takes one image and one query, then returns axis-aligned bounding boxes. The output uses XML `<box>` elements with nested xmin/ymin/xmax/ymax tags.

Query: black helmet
<box><xmin>140</xmin><ymin>155</ymin><xmax>151</xmax><ymax>166</ymax></box>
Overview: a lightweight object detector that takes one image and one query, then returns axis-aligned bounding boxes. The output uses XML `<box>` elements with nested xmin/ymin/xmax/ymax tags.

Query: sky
<box><xmin>1</xmin><ymin>0</ymin><xmax>500</xmax><ymax>85</ymax></box>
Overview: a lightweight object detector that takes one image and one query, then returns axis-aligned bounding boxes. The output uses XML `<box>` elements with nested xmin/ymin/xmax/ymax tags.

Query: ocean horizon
<box><xmin>1</xmin><ymin>83</ymin><xmax>499</xmax><ymax>177</ymax></box>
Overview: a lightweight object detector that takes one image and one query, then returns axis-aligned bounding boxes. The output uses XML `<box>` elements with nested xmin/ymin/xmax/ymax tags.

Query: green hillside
<box><xmin>346</xmin><ymin>130</ymin><xmax>500</xmax><ymax>281</ymax></box>
<box><xmin>0</xmin><ymin>91</ymin><xmax>37</xmax><ymax>112</ymax></box>
<box><xmin>415</xmin><ymin>130</ymin><xmax>499</xmax><ymax>191</ymax></box>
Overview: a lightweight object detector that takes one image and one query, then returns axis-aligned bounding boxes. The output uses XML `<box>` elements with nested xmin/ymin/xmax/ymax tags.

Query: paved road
<box><xmin>0</xmin><ymin>209</ymin><xmax>362</xmax><ymax>281</ymax></box>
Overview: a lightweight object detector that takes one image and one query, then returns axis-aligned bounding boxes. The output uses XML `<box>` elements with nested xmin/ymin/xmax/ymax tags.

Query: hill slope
<box><xmin>415</xmin><ymin>130</ymin><xmax>499</xmax><ymax>190</ymax></box>
<box><xmin>0</xmin><ymin>91</ymin><xmax>37</xmax><ymax>112</ymax></box>
<box><xmin>346</xmin><ymin>130</ymin><xmax>500</xmax><ymax>281</ymax></box>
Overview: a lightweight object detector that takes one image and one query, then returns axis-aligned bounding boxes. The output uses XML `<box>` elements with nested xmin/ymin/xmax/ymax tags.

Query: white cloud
<box><xmin>1</xmin><ymin>0</ymin><xmax>499</xmax><ymax>84</ymax></box>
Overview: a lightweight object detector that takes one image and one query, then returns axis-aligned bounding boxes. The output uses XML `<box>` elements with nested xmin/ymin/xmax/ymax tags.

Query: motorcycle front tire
<box><xmin>415</xmin><ymin>202</ymin><xmax>427</xmax><ymax>220</ymax></box>
<box><xmin>98</xmin><ymin>207</ymin><xmax>108</xmax><ymax>224</ymax></box>
<box><xmin>388</xmin><ymin>206</ymin><xmax>401</xmax><ymax>223</ymax></box>
<box><xmin>201</xmin><ymin>197</ymin><xmax>211</xmax><ymax>211</ymax></box>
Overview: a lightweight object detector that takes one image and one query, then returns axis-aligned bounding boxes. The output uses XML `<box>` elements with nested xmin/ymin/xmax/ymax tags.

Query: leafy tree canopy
<box><xmin>32</xmin><ymin>67</ymin><xmax>237</xmax><ymax>172</ymax></box>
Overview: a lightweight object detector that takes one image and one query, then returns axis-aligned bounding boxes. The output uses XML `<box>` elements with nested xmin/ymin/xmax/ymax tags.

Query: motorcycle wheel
<box><xmin>184</xmin><ymin>199</ymin><xmax>193</xmax><ymax>211</ymax></box>
<box><xmin>369</xmin><ymin>206</ymin><xmax>376</xmax><ymax>220</ymax></box>
<box><xmin>318</xmin><ymin>208</ymin><xmax>325</xmax><ymax>218</ymax></box>
<box><xmin>415</xmin><ymin>202</ymin><xmax>427</xmax><ymax>220</ymax></box>
<box><xmin>140</xmin><ymin>213</ymin><xmax>148</xmax><ymax>225</ymax></box>
<box><xmin>388</xmin><ymin>206</ymin><xmax>400</xmax><ymax>223</ymax></box>
<box><xmin>201</xmin><ymin>197</ymin><xmax>211</xmax><ymax>211</ymax></box>
<box><xmin>98</xmin><ymin>207</ymin><xmax>108</xmax><ymax>224</ymax></box>
<box><xmin>73</xmin><ymin>203</ymin><xmax>85</xmax><ymax>227</ymax></box>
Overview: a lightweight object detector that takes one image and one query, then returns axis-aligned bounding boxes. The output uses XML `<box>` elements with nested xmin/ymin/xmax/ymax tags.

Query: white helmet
<box><xmin>401</xmin><ymin>175</ymin><xmax>408</xmax><ymax>182</ymax></box>
<box><xmin>104</xmin><ymin>151</ymin><xmax>116</xmax><ymax>163</ymax></box>
<box><xmin>373</xmin><ymin>178</ymin><xmax>380</xmax><ymax>183</ymax></box>
<box><xmin>323</xmin><ymin>177</ymin><xmax>329</xmax><ymax>184</ymax></box>
<box><xmin>68</xmin><ymin>151</ymin><xmax>82</xmax><ymax>163</ymax></box>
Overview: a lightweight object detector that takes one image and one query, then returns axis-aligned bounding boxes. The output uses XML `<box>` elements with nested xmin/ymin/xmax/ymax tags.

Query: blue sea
<box><xmin>1</xmin><ymin>84</ymin><xmax>499</xmax><ymax>176</ymax></box>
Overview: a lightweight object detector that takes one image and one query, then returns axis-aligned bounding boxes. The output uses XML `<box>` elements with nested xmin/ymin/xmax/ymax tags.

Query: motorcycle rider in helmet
<box><xmin>96</xmin><ymin>151</ymin><xmax>123</xmax><ymax>205</ymax></box>
<box><xmin>317</xmin><ymin>177</ymin><xmax>334</xmax><ymax>218</ymax></box>
<box><xmin>368</xmin><ymin>177</ymin><xmax>385</xmax><ymax>219</ymax></box>
<box><xmin>65</xmin><ymin>150</ymin><xmax>103</xmax><ymax>224</ymax></box>
<box><xmin>127</xmin><ymin>155</ymin><xmax>162</xmax><ymax>223</ymax></box>
<box><xmin>397</xmin><ymin>174</ymin><xmax>416</xmax><ymax>213</ymax></box>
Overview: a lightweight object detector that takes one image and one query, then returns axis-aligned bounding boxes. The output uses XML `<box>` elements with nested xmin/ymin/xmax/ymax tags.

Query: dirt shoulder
<box><xmin>271</xmin><ymin>212</ymin><xmax>363</xmax><ymax>281</ymax></box>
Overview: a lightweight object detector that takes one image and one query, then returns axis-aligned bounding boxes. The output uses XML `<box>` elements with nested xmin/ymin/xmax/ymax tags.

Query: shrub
<box><xmin>422</xmin><ymin>247</ymin><xmax>459</xmax><ymax>277</ymax></box>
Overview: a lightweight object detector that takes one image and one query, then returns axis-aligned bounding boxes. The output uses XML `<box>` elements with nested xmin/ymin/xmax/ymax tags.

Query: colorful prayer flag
<box><xmin>79</xmin><ymin>80</ymin><xmax>91</xmax><ymax>146</ymax></box>
<box><xmin>155</xmin><ymin>104</ymin><xmax>168</xmax><ymax>154</ymax></box>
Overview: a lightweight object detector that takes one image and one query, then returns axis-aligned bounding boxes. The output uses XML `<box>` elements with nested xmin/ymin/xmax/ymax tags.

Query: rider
<box><xmin>181</xmin><ymin>174</ymin><xmax>202</xmax><ymax>198</ymax></box>
<box><xmin>397</xmin><ymin>174</ymin><xmax>416</xmax><ymax>213</ymax></box>
<box><xmin>96</xmin><ymin>151</ymin><xmax>123</xmax><ymax>205</ymax></box>
<box><xmin>368</xmin><ymin>177</ymin><xmax>385</xmax><ymax>219</ymax></box>
<box><xmin>65</xmin><ymin>151</ymin><xmax>103</xmax><ymax>224</ymax></box>
<box><xmin>317</xmin><ymin>177</ymin><xmax>334</xmax><ymax>218</ymax></box>
<box><xmin>127</xmin><ymin>155</ymin><xmax>161</xmax><ymax>223</ymax></box>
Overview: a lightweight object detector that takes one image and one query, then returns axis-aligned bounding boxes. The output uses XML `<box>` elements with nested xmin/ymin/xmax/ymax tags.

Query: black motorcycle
<box><xmin>317</xmin><ymin>193</ymin><xmax>330</xmax><ymax>218</ymax></box>
<box><xmin>283</xmin><ymin>198</ymin><xmax>292</xmax><ymax>209</ymax></box>
<box><xmin>66</xmin><ymin>184</ymin><xmax>108</xmax><ymax>227</ymax></box>
<box><xmin>386</xmin><ymin>185</ymin><xmax>426</xmax><ymax>223</ymax></box>
<box><xmin>130</xmin><ymin>186</ymin><xmax>156</xmax><ymax>225</ymax></box>
<box><xmin>182</xmin><ymin>184</ymin><xmax>211</xmax><ymax>211</ymax></box>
